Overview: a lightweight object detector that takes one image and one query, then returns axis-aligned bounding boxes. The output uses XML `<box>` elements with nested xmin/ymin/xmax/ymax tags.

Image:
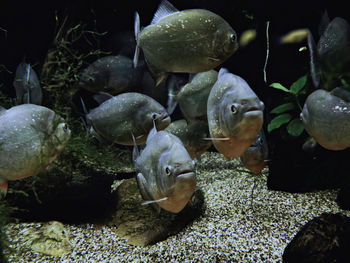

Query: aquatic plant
<box><xmin>267</xmin><ymin>75</ymin><xmax>309</xmax><ymax>137</ymax></box>
<box><xmin>40</xmin><ymin>12</ymin><xmax>109</xmax><ymax>119</ymax></box>
<box><xmin>0</xmin><ymin>203</ymin><xmax>9</xmax><ymax>263</ymax></box>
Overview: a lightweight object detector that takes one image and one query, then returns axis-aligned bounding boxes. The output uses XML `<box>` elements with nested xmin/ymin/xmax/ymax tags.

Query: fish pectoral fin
<box><xmin>208</xmin><ymin>57</ymin><xmax>220</xmax><ymax>62</ymax></box>
<box><xmin>142</xmin><ymin>197</ymin><xmax>168</xmax><ymax>205</ymax></box>
<box><xmin>0</xmin><ymin>180</ymin><xmax>8</xmax><ymax>198</ymax></box>
<box><xmin>136</xmin><ymin>173</ymin><xmax>153</xmax><ymax>201</ymax></box>
<box><xmin>202</xmin><ymin>137</ymin><xmax>230</xmax><ymax>141</ymax></box>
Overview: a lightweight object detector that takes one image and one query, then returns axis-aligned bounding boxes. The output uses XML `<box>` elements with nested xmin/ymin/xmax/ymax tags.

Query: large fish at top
<box><xmin>133</xmin><ymin>126</ymin><xmax>196</xmax><ymax>213</ymax></box>
<box><xmin>207</xmin><ymin>68</ymin><xmax>264</xmax><ymax>159</ymax></box>
<box><xmin>134</xmin><ymin>0</ymin><xmax>239</xmax><ymax>85</ymax></box>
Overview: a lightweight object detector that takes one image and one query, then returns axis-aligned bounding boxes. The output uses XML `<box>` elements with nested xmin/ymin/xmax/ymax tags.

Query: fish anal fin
<box><xmin>0</xmin><ymin>180</ymin><xmax>8</xmax><ymax>198</ymax></box>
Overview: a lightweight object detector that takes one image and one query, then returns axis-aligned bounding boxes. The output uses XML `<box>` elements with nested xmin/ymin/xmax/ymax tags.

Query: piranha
<box><xmin>300</xmin><ymin>87</ymin><xmax>350</xmax><ymax>151</ymax></box>
<box><xmin>133</xmin><ymin>126</ymin><xmax>196</xmax><ymax>213</ymax></box>
<box><xmin>0</xmin><ymin>104</ymin><xmax>71</xmax><ymax>197</ymax></box>
<box><xmin>307</xmin><ymin>14</ymin><xmax>350</xmax><ymax>88</ymax></box>
<box><xmin>240</xmin><ymin>130</ymin><xmax>268</xmax><ymax>174</ymax></box>
<box><xmin>168</xmin><ymin>70</ymin><xmax>218</xmax><ymax>122</ymax></box>
<box><xmin>86</xmin><ymin>92</ymin><xmax>170</xmax><ymax>145</ymax></box>
<box><xmin>13</xmin><ymin>62</ymin><xmax>42</xmax><ymax>105</ymax></box>
<box><xmin>134</xmin><ymin>0</ymin><xmax>238</xmax><ymax>85</ymax></box>
<box><xmin>207</xmin><ymin>68</ymin><xmax>264</xmax><ymax>159</ymax></box>
<box><xmin>165</xmin><ymin>119</ymin><xmax>212</xmax><ymax>159</ymax></box>
<box><xmin>78</xmin><ymin>55</ymin><xmax>143</xmax><ymax>95</ymax></box>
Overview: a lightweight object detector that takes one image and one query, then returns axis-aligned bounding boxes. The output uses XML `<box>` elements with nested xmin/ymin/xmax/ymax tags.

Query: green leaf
<box><xmin>267</xmin><ymin>113</ymin><xmax>293</xmax><ymax>133</ymax></box>
<box><xmin>269</xmin><ymin>83</ymin><xmax>291</xmax><ymax>93</ymax></box>
<box><xmin>270</xmin><ymin>102</ymin><xmax>295</xmax><ymax>114</ymax></box>
<box><xmin>290</xmin><ymin>75</ymin><xmax>307</xmax><ymax>95</ymax></box>
<box><xmin>286</xmin><ymin>118</ymin><xmax>304</xmax><ymax>136</ymax></box>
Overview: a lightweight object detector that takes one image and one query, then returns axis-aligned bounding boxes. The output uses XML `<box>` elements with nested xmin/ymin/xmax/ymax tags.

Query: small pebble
<box><xmin>5</xmin><ymin>152</ymin><xmax>350</xmax><ymax>262</ymax></box>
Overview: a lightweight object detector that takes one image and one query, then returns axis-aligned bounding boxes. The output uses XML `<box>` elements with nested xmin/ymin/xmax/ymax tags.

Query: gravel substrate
<box><xmin>5</xmin><ymin>152</ymin><xmax>350</xmax><ymax>262</ymax></box>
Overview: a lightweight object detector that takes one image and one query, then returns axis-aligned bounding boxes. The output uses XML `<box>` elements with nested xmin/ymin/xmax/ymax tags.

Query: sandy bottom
<box><xmin>5</xmin><ymin>152</ymin><xmax>350</xmax><ymax>262</ymax></box>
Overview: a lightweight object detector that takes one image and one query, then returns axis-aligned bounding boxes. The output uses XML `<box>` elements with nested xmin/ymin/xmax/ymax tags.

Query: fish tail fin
<box><xmin>0</xmin><ymin>181</ymin><xmax>8</xmax><ymax>198</ymax></box>
<box><xmin>133</xmin><ymin>12</ymin><xmax>141</xmax><ymax>68</ymax></box>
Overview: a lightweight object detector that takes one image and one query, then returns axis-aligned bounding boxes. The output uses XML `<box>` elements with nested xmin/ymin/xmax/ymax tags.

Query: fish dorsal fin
<box><xmin>151</xmin><ymin>0</ymin><xmax>179</xmax><ymax>25</ymax></box>
<box><xmin>0</xmin><ymin>106</ymin><xmax>6</xmax><ymax>115</ymax></box>
<box><xmin>93</xmin><ymin>92</ymin><xmax>113</xmax><ymax>105</ymax></box>
<box><xmin>146</xmin><ymin>124</ymin><xmax>158</xmax><ymax>144</ymax></box>
<box><xmin>307</xmin><ymin>30</ymin><xmax>321</xmax><ymax>87</ymax></box>
<box><xmin>318</xmin><ymin>10</ymin><xmax>330</xmax><ymax>36</ymax></box>
<box><xmin>218</xmin><ymin>68</ymin><xmax>229</xmax><ymax>79</ymax></box>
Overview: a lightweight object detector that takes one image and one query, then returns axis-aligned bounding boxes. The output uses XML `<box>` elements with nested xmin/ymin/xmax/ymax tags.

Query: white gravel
<box><xmin>5</xmin><ymin>152</ymin><xmax>350</xmax><ymax>262</ymax></box>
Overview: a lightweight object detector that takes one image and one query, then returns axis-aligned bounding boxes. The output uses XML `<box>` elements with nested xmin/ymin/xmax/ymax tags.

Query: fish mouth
<box><xmin>176</xmin><ymin>170</ymin><xmax>195</xmax><ymax>180</ymax></box>
<box><xmin>244</xmin><ymin>107</ymin><xmax>264</xmax><ymax>118</ymax></box>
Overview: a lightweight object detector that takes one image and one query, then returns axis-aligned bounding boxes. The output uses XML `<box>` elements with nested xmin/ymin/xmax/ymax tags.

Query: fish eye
<box><xmin>151</xmin><ymin>113</ymin><xmax>158</xmax><ymax>120</ymax></box>
<box><xmin>165</xmin><ymin>166</ymin><xmax>171</xmax><ymax>175</ymax></box>
<box><xmin>231</xmin><ymin>105</ymin><xmax>238</xmax><ymax>114</ymax></box>
<box><xmin>230</xmin><ymin>34</ymin><xmax>237</xmax><ymax>43</ymax></box>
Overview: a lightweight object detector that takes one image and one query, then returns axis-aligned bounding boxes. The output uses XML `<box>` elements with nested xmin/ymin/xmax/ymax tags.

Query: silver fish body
<box><xmin>300</xmin><ymin>88</ymin><xmax>350</xmax><ymax>150</ymax></box>
<box><xmin>175</xmin><ymin>70</ymin><xmax>218</xmax><ymax>122</ymax></box>
<box><xmin>86</xmin><ymin>92</ymin><xmax>170</xmax><ymax>145</ymax></box>
<box><xmin>78</xmin><ymin>55</ymin><xmax>143</xmax><ymax>95</ymax></box>
<box><xmin>135</xmin><ymin>0</ymin><xmax>238</xmax><ymax>84</ymax></box>
<box><xmin>13</xmin><ymin>62</ymin><xmax>42</xmax><ymax>105</ymax></box>
<box><xmin>207</xmin><ymin>68</ymin><xmax>264</xmax><ymax>159</ymax></box>
<box><xmin>240</xmin><ymin>130</ymin><xmax>268</xmax><ymax>174</ymax></box>
<box><xmin>0</xmin><ymin>104</ymin><xmax>71</xmax><ymax>196</ymax></box>
<box><xmin>165</xmin><ymin>119</ymin><xmax>212</xmax><ymax>159</ymax></box>
<box><xmin>133</xmin><ymin>127</ymin><xmax>196</xmax><ymax>213</ymax></box>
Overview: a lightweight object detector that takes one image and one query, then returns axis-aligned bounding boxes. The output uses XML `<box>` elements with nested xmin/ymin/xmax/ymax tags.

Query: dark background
<box><xmin>0</xmin><ymin>0</ymin><xmax>348</xmax><ymax>108</ymax></box>
<box><xmin>1</xmin><ymin>0</ymin><xmax>350</xmax><ymax>198</ymax></box>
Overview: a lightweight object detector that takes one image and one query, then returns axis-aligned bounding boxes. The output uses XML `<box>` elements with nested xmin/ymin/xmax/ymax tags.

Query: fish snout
<box><xmin>174</xmin><ymin>161</ymin><xmax>196</xmax><ymax>179</ymax></box>
<box><xmin>155</xmin><ymin>112</ymin><xmax>171</xmax><ymax>129</ymax></box>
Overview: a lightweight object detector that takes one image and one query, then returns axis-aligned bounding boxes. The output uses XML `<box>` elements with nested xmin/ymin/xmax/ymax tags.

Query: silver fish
<box><xmin>165</xmin><ymin>119</ymin><xmax>212</xmax><ymax>159</ymax></box>
<box><xmin>133</xmin><ymin>127</ymin><xmax>196</xmax><ymax>213</ymax></box>
<box><xmin>240</xmin><ymin>130</ymin><xmax>268</xmax><ymax>174</ymax></box>
<box><xmin>78</xmin><ymin>55</ymin><xmax>143</xmax><ymax>95</ymax></box>
<box><xmin>169</xmin><ymin>70</ymin><xmax>218</xmax><ymax>122</ymax></box>
<box><xmin>134</xmin><ymin>0</ymin><xmax>238</xmax><ymax>85</ymax></box>
<box><xmin>308</xmin><ymin>14</ymin><xmax>350</xmax><ymax>87</ymax></box>
<box><xmin>300</xmin><ymin>87</ymin><xmax>350</xmax><ymax>151</ymax></box>
<box><xmin>86</xmin><ymin>92</ymin><xmax>170</xmax><ymax>145</ymax></box>
<box><xmin>13</xmin><ymin>62</ymin><xmax>42</xmax><ymax>105</ymax></box>
<box><xmin>0</xmin><ymin>104</ymin><xmax>71</xmax><ymax>197</ymax></box>
<box><xmin>207</xmin><ymin>68</ymin><xmax>264</xmax><ymax>159</ymax></box>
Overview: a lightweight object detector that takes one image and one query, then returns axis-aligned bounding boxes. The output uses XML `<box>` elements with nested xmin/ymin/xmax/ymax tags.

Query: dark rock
<box><xmin>283</xmin><ymin>213</ymin><xmax>350</xmax><ymax>263</ymax></box>
<box><xmin>267</xmin><ymin>134</ymin><xmax>349</xmax><ymax>193</ymax></box>
<box><xmin>108</xmin><ymin>178</ymin><xmax>205</xmax><ymax>246</ymax></box>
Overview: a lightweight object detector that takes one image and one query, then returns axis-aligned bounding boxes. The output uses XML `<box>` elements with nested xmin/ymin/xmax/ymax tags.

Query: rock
<box><xmin>283</xmin><ymin>213</ymin><xmax>350</xmax><ymax>263</ymax></box>
<box><xmin>108</xmin><ymin>178</ymin><xmax>205</xmax><ymax>246</ymax></box>
<box><xmin>4</xmin><ymin>135</ymin><xmax>134</xmax><ymax>223</ymax></box>
<box><xmin>20</xmin><ymin>221</ymin><xmax>72</xmax><ymax>257</ymax></box>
